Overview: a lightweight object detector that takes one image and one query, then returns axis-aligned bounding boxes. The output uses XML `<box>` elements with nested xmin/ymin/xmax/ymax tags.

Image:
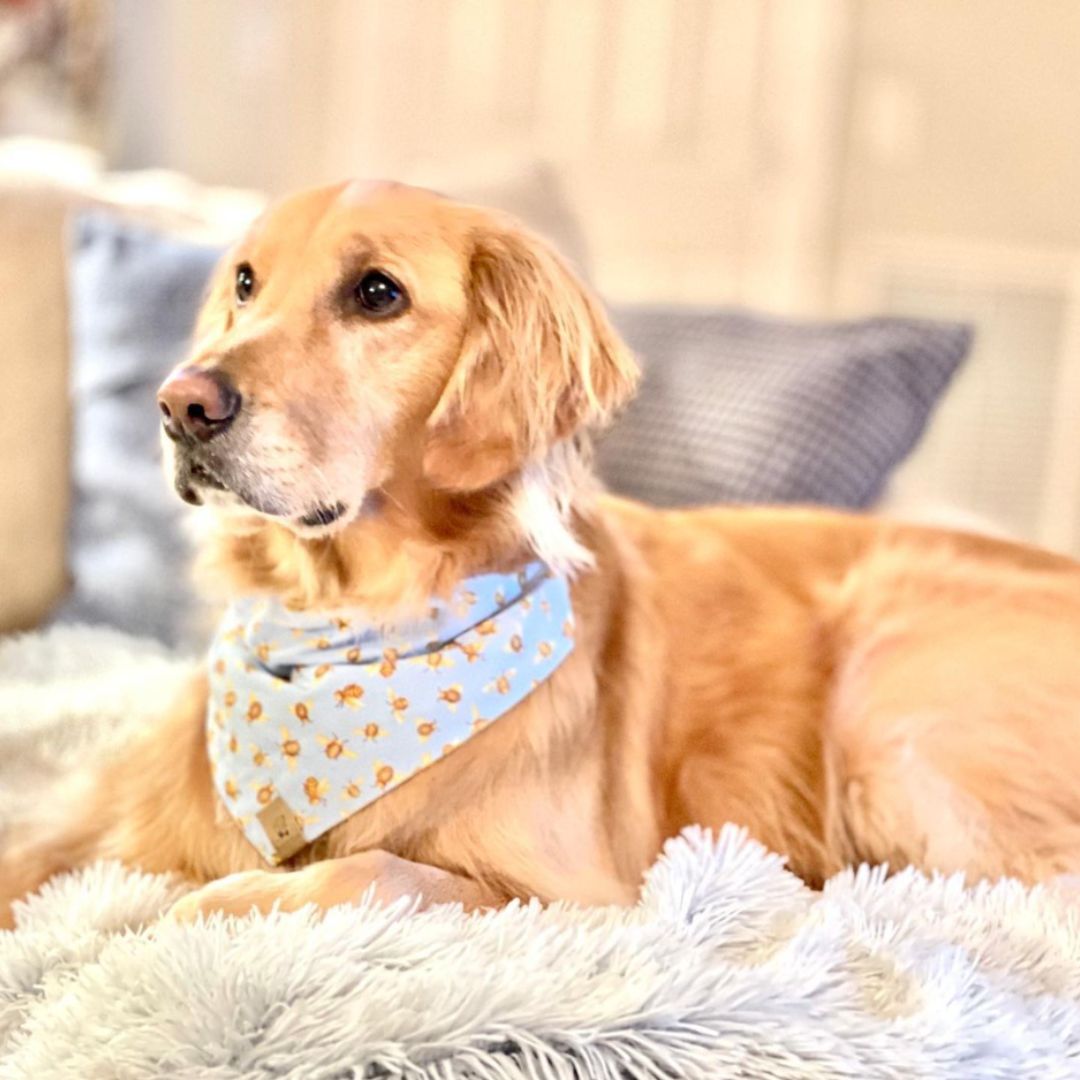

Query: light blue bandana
<box><xmin>207</xmin><ymin>563</ymin><xmax>575</xmax><ymax>864</ymax></box>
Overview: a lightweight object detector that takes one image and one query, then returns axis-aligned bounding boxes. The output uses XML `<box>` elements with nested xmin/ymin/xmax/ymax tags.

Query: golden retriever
<box><xmin>4</xmin><ymin>179</ymin><xmax>1080</xmax><ymax>927</ymax></box>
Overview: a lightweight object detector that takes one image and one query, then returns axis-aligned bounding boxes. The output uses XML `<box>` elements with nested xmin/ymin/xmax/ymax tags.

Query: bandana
<box><xmin>206</xmin><ymin>563</ymin><xmax>574</xmax><ymax>864</ymax></box>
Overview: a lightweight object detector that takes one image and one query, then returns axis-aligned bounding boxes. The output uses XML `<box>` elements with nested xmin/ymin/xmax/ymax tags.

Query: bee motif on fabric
<box><xmin>254</xmin><ymin>782</ymin><xmax>275</xmax><ymax>806</ymax></box>
<box><xmin>279</xmin><ymin>727</ymin><xmax>302</xmax><ymax>770</ymax></box>
<box><xmin>317</xmin><ymin>733</ymin><xmax>356</xmax><ymax>759</ymax></box>
<box><xmin>334</xmin><ymin>684</ymin><xmax>364</xmax><ymax>709</ymax></box>
<box><xmin>424</xmin><ymin>650</ymin><xmax>453</xmax><ymax>672</ymax></box>
<box><xmin>438</xmin><ymin>685</ymin><xmax>463</xmax><ymax>710</ymax></box>
<box><xmin>303</xmin><ymin>776</ymin><xmax>330</xmax><ymax>805</ymax></box>
<box><xmin>453</xmin><ymin>641</ymin><xmax>483</xmax><ymax>663</ymax></box>
<box><xmin>387</xmin><ymin>690</ymin><xmax>409</xmax><ymax>722</ymax></box>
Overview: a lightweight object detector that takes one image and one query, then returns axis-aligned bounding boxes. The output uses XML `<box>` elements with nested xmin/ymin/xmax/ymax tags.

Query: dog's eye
<box><xmin>354</xmin><ymin>270</ymin><xmax>407</xmax><ymax>317</ymax></box>
<box><xmin>235</xmin><ymin>263</ymin><xmax>255</xmax><ymax>305</ymax></box>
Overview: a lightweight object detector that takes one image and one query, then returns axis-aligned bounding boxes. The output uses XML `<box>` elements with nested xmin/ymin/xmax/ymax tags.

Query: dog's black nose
<box><xmin>157</xmin><ymin>366</ymin><xmax>241</xmax><ymax>442</ymax></box>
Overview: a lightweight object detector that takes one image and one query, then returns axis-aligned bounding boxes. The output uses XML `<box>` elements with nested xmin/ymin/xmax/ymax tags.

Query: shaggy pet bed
<box><xmin>1</xmin><ymin>625</ymin><xmax>1079</xmax><ymax>1078</ymax></box>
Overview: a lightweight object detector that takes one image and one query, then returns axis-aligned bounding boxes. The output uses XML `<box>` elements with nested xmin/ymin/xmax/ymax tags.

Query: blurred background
<box><xmin>2</xmin><ymin>0</ymin><xmax>1080</xmax><ymax>642</ymax></box>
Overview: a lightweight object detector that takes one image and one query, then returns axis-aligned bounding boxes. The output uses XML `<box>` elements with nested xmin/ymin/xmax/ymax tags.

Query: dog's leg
<box><xmin>166</xmin><ymin>850</ymin><xmax>497</xmax><ymax>922</ymax></box>
<box><xmin>0</xmin><ymin>673</ymin><xmax>261</xmax><ymax>929</ymax></box>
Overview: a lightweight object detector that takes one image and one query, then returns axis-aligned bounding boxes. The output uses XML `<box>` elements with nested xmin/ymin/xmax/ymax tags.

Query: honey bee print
<box><xmin>342</xmin><ymin>778</ymin><xmax>363</xmax><ymax>800</ymax></box>
<box><xmin>279</xmin><ymin>726</ymin><xmax>302</xmax><ymax>770</ymax></box>
<box><xmin>356</xmin><ymin>722</ymin><xmax>385</xmax><ymax>742</ymax></box>
<box><xmin>223</xmin><ymin>777</ymin><xmax>239</xmax><ymax>800</ymax></box>
<box><xmin>317</xmin><ymin>732</ymin><xmax>357</xmax><ymax>758</ymax></box>
<box><xmin>470</xmin><ymin>705</ymin><xmax>489</xmax><ymax>733</ymax></box>
<box><xmin>334</xmin><ymin>683</ymin><xmax>364</xmax><ymax>708</ymax></box>
<box><xmin>250</xmin><ymin>744</ymin><xmax>270</xmax><ymax>768</ymax></box>
<box><xmin>452</xmin><ymin>640</ymin><xmax>483</xmax><ymax>663</ymax></box>
<box><xmin>373</xmin><ymin>761</ymin><xmax>396</xmax><ymax>790</ymax></box>
<box><xmin>424</xmin><ymin>650</ymin><xmax>453</xmax><ymax>672</ymax></box>
<box><xmin>311</xmin><ymin>636</ymin><xmax>332</xmax><ymax>650</ymax></box>
<box><xmin>291</xmin><ymin>701</ymin><xmax>314</xmax><ymax>725</ymax></box>
<box><xmin>303</xmin><ymin>776</ymin><xmax>330</xmax><ymax>805</ymax></box>
<box><xmin>332</xmin><ymin>616</ymin><xmax>352</xmax><ymax>631</ymax></box>
<box><xmin>485</xmin><ymin>669</ymin><xmax>516</xmax><ymax>695</ymax></box>
<box><xmin>246</xmin><ymin>695</ymin><xmax>265</xmax><ymax>723</ymax></box>
<box><xmin>346</xmin><ymin>646</ymin><xmax>361</xmax><ymax>664</ymax></box>
<box><xmin>379</xmin><ymin>648</ymin><xmax>398</xmax><ymax>678</ymax></box>
<box><xmin>253</xmin><ymin>781</ymin><xmax>276</xmax><ymax>806</ymax></box>
<box><xmin>227</xmin><ymin>733</ymin><xmax>239</xmax><ymax>754</ymax></box>
<box><xmin>313</xmin><ymin>663</ymin><xmax>333</xmax><ymax>682</ymax></box>
<box><xmin>223</xmin><ymin>689</ymin><xmax>238</xmax><ymax>710</ymax></box>
<box><xmin>476</xmin><ymin>619</ymin><xmax>498</xmax><ymax>637</ymax></box>
<box><xmin>562</xmin><ymin>619</ymin><xmax>574</xmax><ymax>639</ymax></box>
<box><xmin>535</xmin><ymin>640</ymin><xmax>554</xmax><ymax>663</ymax></box>
<box><xmin>507</xmin><ymin>634</ymin><xmax>524</xmax><ymax>654</ymax></box>
<box><xmin>415</xmin><ymin>719</ymin><xmax>438</xmax><ymax>742</ymax></box>
<box><xmin>212</xmin><ymin>709</ymin><xmax>226</xmax><ymax>730</ymax></box>
<box><xmin>387</xmin><ymin>690</ymin><xmax>409</xmax><ymax>722</ymax></box>
<box><xmin>437</xmin><ymin>685</ymin><xmax>463</xmax><ymax>710</ymax></box>
<box><xmin>256</xmin><ymin>641</ymin><xmax>273</xmax><ymax>663</ymax></box>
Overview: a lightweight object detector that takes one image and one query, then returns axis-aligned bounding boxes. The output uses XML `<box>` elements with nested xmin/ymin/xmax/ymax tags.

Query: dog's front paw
<box><xmin>166</xmin><ymin>869</ymin><xmax>283</xmax><ymax>923</ymax></box>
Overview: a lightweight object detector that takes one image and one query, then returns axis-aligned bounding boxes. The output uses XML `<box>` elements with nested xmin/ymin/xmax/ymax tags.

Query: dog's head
<box><xmin>158</xmin><ymin>181</ymin><xmax>638</xmax><ymax>554</ymax></box>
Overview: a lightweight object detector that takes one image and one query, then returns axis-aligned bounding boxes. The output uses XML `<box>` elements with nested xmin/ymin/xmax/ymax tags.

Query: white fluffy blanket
<box><xmin>1</xmin><ymin>626</ymin><xmax>1079</xmax><ymax>1078</ymax></box>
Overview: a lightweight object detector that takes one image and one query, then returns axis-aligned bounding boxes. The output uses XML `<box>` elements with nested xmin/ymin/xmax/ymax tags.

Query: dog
<box><xmin>3</xmin><ymin>179</ymin><xmax>1080</xmax><ymax>928</ymax></box>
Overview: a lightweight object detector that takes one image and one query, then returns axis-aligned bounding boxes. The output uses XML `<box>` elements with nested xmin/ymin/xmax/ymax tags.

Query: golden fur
<box><xmin>4</xmin><ymin>181</ymin><xmax>1080</xmax><ymax>926</ymax></box>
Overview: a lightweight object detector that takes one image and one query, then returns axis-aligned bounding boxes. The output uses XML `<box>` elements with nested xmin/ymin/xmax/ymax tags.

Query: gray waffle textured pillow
<box><xmin>597</xmin><ymin>308</ymin><xmax>971</xmax><ymax>509</ymax></box>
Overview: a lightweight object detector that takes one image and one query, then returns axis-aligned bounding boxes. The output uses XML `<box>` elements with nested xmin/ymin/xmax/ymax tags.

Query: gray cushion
<box><xmin>59</xmin><ymin>212</ymin><xmax>222</xmax><ymax>647</ymax></box>
<box><xmin>598</xmin><ymin>308</ymin><xmax>971</xmax><ymax>509</ymax></box>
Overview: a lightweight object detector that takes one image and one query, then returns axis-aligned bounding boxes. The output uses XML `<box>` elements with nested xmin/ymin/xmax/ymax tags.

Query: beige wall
<box><xmin>103</xmin><ymin>1</ymin><xmax>1080</xmax><ymax>305</ymax></box>
<box><xmin>106</xmin><ymin>0</ymin><xmax>851</xmax><ymax>309</ymax></box>
<box><xmin>839</xmin><ymin>0</ymin><xmax>1080</xmax><ymax>256</ymax></box>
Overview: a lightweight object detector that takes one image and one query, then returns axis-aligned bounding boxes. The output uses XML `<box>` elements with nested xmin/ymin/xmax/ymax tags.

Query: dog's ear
<box><xmin>423</xmin><ymin>218</ymin><xmax>639</xmax><ymax>491</ymax></box>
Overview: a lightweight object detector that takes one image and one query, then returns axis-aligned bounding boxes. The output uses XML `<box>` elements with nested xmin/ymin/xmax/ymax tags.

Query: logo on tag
<box><xmin>256</xmin><ymin>796</ymin><xmax>307</xmax><ymax>862</ymax></box>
